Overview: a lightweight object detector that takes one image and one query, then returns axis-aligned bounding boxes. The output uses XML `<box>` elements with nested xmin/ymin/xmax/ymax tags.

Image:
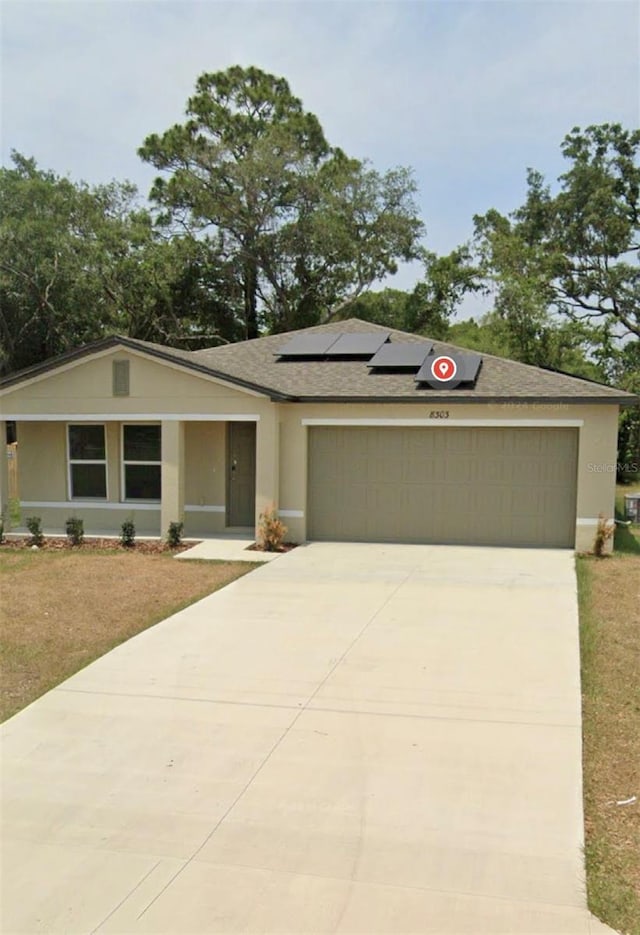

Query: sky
<box><xmin>2</xmin><ymin>0</ymin><xmax>639</xmax><ymax>305</ymax></box>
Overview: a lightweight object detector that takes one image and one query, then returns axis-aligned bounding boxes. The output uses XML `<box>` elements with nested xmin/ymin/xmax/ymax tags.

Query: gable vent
<box><xmin>112</xmin><ymin>359</ymin><xmax>130</xmax><ymax>397</ymax></box>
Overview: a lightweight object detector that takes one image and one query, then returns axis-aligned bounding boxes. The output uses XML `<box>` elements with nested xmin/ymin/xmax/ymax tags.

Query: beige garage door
<box><xmin>308</xmin><ymin>426</ymin><xmax>578</xmax><ymax>547</ymax></box>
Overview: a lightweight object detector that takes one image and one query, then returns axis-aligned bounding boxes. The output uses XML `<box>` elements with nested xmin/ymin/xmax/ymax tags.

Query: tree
<box><xmin>138</xmin><ymin>66</ymin><xmax>424</xmax><ymax>337</ymax></box>
<box><xmin>261</xmin><ymin>155</ymin><xmax>423</xmax><ymax>333</ymax></box>
<box><xmin>600</xmin><ymin>339</ymin><xmax>640</xmax><ymax>481</ymax></box>
<box><xmin>404</xmin><ymin>248</ymin><xmax>482</xmax><ymax>339</ymax></box>
<box><xmin>337</xmin><ymin>288</ymin><xmax>411</xmax><ymax>329</ymax></box>
<box><xmin>0</xmin><ymin>153</ymin><xmax>241</xmax><ymax>375</ymax></box>
<box><xmin>473</xmin><ymin>124</ymin><xmax>640</xmax><ymax>344</ymax></box>
<box><xmin>139</xmin><ymin>67</ymin><xmax>328</xmax><ymax>339</ymax></box>
<box><xmin>551</xmin><ymin>124</ymin><xmax>640</xmax><ymax>339</ymax></box>
<box><xmin>448</xmin><ymin>313</ymin><xmax>605</xmax><ymax>380</ymax></box>
<box><xmin>447</xmin><ymin>317</ymin><xmax>510</xmax><ymax>357</ymax></box>
<box><xmin>333</xmin><ymin>247</ymin><xmax>480</xmax><ymax>340</ymax></box>
<box><xmin>89</xmin><ymin>206</ymin><xmax>244</xmax><ymax>348</ymax></box>
<box><xmin>0</xmin><ymin>153</ymin><xmax>110</xmax><ymax>373</ymax></box>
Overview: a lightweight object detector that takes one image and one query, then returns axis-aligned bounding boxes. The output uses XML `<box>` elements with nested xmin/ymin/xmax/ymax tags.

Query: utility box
<box><xmin>624</xmin><ymin>494</ymin><xmax>640</xmax><ymax>523</ymax></box>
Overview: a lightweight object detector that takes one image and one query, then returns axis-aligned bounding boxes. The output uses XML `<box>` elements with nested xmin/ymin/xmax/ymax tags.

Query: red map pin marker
<box><xmin>430</xmin><ymin>355</ymin><xmax>457</xmax><ymax>382</ymax></box>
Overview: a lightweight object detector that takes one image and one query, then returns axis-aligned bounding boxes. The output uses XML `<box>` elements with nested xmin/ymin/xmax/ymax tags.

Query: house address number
<box><xmin>429</xmin><ymin>410</ymin><xmax>450</xmax><ymax>419</ymax></box>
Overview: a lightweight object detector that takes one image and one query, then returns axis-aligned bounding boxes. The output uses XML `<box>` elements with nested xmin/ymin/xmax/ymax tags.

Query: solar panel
<box><xmin>368</xmin><ymin>342</ymin><xmax>433</xmax><ymax>369</ymax></box>
<box><xmin>415</xmin><ymin>353</ymin><xmax>482</xmax><ymax>385</ymax></box>
<box><xmin>323</xmin><ymin>332</ymin><xmax>390</xmax><ymax>357</ymax></box>
<box><xmin>459</xmin><ymin>353</ymin><xmax>482</xmax><ymax>382</ymax></box>
<box><xmin>275</xmin><ymin>333</ymin><xmax>342</xmax><ymax>357</ymax></box>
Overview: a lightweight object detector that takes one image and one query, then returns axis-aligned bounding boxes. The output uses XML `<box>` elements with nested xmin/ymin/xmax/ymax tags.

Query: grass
<box><xmin>615</xmin><ymin>482</ymin><xmax>640</xmax><ymax>554</ymax></box>
<box><xmin>578</xmin><ymin>551</ymin><xmax>640</xmax><ymax>935</ymax></box>
<box><xmin>0</xmin><ymin>548</ymin><xmax>257</xmax><ymax>722</ymax></box>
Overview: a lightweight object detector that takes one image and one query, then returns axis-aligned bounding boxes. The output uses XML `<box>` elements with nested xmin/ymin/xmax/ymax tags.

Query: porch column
<box><xmin>0</xmin><ymin>422</ymin><xmax>9</xmax><ymax>527</ymax></box>
<box><xmin>161</xmin><ymin>420</ymin><xmax>185</xmax><ymax>537</ymax></box>
<box><xmin>255</xmin><ymin>410</ymin><xmax>279</xmax><ymax>532</ymax></box>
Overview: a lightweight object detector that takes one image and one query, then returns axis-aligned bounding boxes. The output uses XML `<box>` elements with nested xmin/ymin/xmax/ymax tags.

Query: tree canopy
<box><xmin>472</xmin><ymin>123</ymin><xmax>640</xmax><ymax>343</ymax></box>
<box><xmin>0</xmin><ymin>152</ymin><xmax>247</xmax><ymax>374</ymax></box>
<box><xmin>0</xmin><ymin>153</ymin><xmax>109</xmax><ymax>373</ymax></box>
<box><xmin>138</xmin><ymin>66</ymin><xmax>424</xmax><ymax>338</ymax></box>
<box><xmin>413</xmin><ymin>123</ymin><xmax>640</xmax><ymax>444</ymax></box>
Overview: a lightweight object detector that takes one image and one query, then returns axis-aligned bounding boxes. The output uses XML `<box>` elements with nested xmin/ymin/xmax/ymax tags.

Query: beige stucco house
<box><xmin>1</xmin><ymin>319</ymin><xmax>636</xmax><ymax>550</ymax></box>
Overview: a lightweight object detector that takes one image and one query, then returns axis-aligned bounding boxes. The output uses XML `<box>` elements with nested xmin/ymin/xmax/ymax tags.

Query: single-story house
<box><xmin>1</xmin><ymin>319</ymin><xmax>636</xmax><ymax>550</ymax></box>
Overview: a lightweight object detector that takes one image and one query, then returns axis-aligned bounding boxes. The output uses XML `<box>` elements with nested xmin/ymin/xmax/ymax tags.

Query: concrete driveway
<box><xmin>1</xmin><ymin>543</ymin><xmax>613</xmax><ymax>934</ymax></box>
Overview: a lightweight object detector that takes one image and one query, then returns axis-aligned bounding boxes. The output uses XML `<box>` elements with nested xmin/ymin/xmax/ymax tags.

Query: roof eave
<box><xmin>292</xmin><ymin>394</ymin><xmax>637</xmax><ymax>406</ymax></box>
<box><xmin>110</xmin><ymin>340</ymin><xmax>290</xmax><ymax>400</ymax></box>
<box><xmin>0</xmin><ymin>335</ymin><xmax>292</xmax><ymax>402</ymax></box>
<box><xmin>0</xmin><ymin>336</ymin><xmax>123</xmax><ymax>389</ymax></box>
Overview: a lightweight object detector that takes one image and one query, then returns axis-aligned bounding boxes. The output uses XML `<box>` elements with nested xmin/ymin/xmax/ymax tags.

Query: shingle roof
<box><xmin>191</xmin><ymin>319</ymin><xmax>636</xmax><ymax>404</ymax></box>
<box><xmin>1</xmin><ymin>319</ymin><xmax>637</xmax><ymax>405</ymax></box>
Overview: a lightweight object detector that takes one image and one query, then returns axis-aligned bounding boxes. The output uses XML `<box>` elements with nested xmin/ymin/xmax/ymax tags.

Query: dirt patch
<box><xmin>0</xmin><ymin>549</ymin><xmax>256</xmax><ymax>722</ymax></box>
<box><xmin>579</xmin><ymin>553</ymin><xmax>640</xmax><ymax>935</ymax></box>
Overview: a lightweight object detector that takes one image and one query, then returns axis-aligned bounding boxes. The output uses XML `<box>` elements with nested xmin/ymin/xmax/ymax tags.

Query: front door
<box><xmin>227</xmin><ymin>422</ymin><xmax>256</xmax><ymax>527</ymax></box>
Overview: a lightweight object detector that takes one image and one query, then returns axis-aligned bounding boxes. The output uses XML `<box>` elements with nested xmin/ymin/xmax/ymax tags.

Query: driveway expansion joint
<box><xmin>91</xmin><ymin>859</ymin><xmax>163</xmax><ymax>934</ymax></box>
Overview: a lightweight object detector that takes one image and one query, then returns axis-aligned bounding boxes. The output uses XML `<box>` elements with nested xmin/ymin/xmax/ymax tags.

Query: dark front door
<box><xmin>227</xmin><ymin>422</ymin><xmax>256</xmax><ymax>527</ymax></box>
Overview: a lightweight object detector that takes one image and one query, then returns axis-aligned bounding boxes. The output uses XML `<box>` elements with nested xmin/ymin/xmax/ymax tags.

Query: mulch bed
<box><xmin>246</xmin><ymin>541</ymin><xmax>297</xmax><ymax>553</ymax></box>
<box><xmin>0</xmin><ymin>536</ymin><xmax>200</xmax><ymax>555</ymax></box>
<box><xmin>2</xmin><ymin>536</ymin><xmax>299</xmax><ymax>555</ymax></box>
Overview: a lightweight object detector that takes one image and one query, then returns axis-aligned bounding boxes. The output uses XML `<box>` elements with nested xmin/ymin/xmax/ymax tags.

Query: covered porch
<box><xmin>0</xmin><ymin>413</ymin><xmax>279</xmax><ymax>540</ymax></box>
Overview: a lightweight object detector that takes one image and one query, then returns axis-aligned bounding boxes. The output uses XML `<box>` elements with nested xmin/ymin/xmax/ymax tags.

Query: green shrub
<box><xmin>593</xmin><ymin>514</ymin><xmax>615</xmax><ymax>557</ymax></box>
<box><xmin>65</xmin><ymin>516</ymin><xmax>84</xmax><ymax>546</ymax></box>
<box><xmin>26</xmin><ymin>516</ymin><xmax>44</xmax><ymax>547</ymax></box>
<box><xmin>167</xmin><ymin>521</ymin><xmax>184</xmax><ymax>548</ymax></box>
<box><xmin>257</xmin><ymin>506</ymin><xmax>287</xmax><ymax>552</ymax></box>
<box><xmin>120</xmin><ymin>519</ymin><xmax>136</xmax><ymax>548</ymax></box>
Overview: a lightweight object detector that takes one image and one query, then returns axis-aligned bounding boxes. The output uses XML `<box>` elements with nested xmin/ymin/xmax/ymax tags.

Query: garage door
<box><xmin>308</xmin><ymin>426</ymin><xmax>578</xmax><ymax>547</ymax></box>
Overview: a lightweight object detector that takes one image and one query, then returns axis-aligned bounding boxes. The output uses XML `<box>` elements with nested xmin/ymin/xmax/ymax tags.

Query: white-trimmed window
<box><xmin>122</xmin><ymin>424</ymin><xmax>161</xmax><ymax>501</ymax></box>
<box><xmin>68</xmin><ymin>424</ymin><xmax>107</xmax><ymax>499</ymax></box>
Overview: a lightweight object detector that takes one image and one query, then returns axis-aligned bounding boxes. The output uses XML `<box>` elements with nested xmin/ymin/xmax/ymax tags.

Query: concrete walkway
<box><xmin>1</xmin><ymin>543</ymin><xmax>615</xmax><ymax>934</ymax></box>
<box><xmin>176</xmin><ymin>535</ymin><xmax>282</xmax><ymax>563</ymax></box>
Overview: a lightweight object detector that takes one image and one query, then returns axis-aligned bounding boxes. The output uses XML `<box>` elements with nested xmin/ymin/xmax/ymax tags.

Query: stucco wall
<box><xmin>16</xmin><ymin>420</ymin><xmax>235</xmax><ymax>536</ymax></box>
<box><xmin>276</xmin><ymin>400</ymin><xmax>621</xmax><ymax>550</ymax></box>
<box><xmin>2</xmin><ymin>348</ymin><xmax>267</xmax><ymax>416</ymax></box>
<box><xmin>18</xmin><ymin>422</ymin><xmax>67</xmax><ymax>500</ymax></box>
<box><xmin>18</xmin><ymin>506</ymin><xmax>161</xmax><ymax>537</ymax></box>
<box><xmin>4</xmin><ymin>348</ymin><xmax>623</xmax><ymax>550</ymax></box>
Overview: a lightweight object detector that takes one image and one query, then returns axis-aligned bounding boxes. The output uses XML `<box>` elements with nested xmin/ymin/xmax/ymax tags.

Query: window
<box><xmin>68</xmin><ymin>425</ymin><xmax>107</xmax><ymax>499</ymax></box>
<box><xmin>122</xmin><ymin>425</ymin><xmax>161</xmax><ymax>500</ymax></box>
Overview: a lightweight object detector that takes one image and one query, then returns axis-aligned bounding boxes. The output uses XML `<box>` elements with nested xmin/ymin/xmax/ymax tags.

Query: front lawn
<box><xmin>0</xmin><ymin>548</ymin><xmax>256</xmax><ymax>721</ymax></box>
<box><xmin>578</xmin><ymin>552</ymin><xmax>640</xmax><ymax>935</ymax></box>
<box><xmin>616</xmin><ymin>483</ymin><xmax>640</xmax><ymax>555</ymax></box>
